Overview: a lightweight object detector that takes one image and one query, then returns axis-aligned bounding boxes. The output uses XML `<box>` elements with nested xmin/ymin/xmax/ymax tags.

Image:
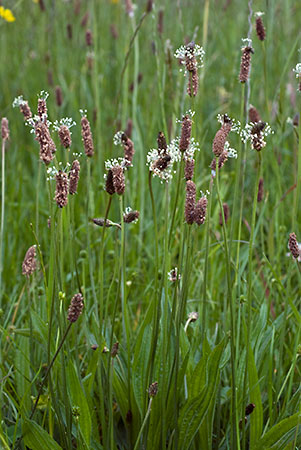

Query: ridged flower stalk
<box><xmin>215</xmin><ymin>161</ymin><xmax>239</xmax><ymax>449</ymax></box>
<box><xmin>242</xmin><ymin>151</ymin><xmax>262</xmax><ymax>449</ymax></box>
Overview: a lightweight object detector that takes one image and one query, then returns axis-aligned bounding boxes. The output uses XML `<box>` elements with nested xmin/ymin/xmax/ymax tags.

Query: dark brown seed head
<box><xmin>184</xmin><ymin>158</ymin><xmax>195</xmax><ymax>180</ymax></box>
<box><xmin>251</xmin><ymin>121</ymin><xmax>266</xmax><ymax>135</ymax></box>
<box><xmin>112</xmin><ymin>165</ymin><xmax>125</xmax><ymax>195</ymax></box>
<box><xmin>92</xmin><ymin>218</ymin><xmax>119</xmax><ymax>229</ymax></box>
<box><xmin>125</xmin><ymin>0</ymin><xmax>134</xmax><ymax>17</ymax></box>
<box><xmin>80</xmin><ymin>12</ymin><xmax>89</xmax><ymax>27</ymax></box>
<box><xmin>245</xmin><ymin>403</ymin><xmax>256</xmax><ymax>416</ymax></box>
<box><xmin>185</xmin><ymin>180</ymin><xmax>196</xmax><ymax>225</ymax></box>
<box><xmin>219</xmin><ymin>202</ymin><xmax>230</xmax><ymax>226</ymax></box>
<box><xmin>185</xmin><ymin>42</ymin><xmax>197</xmax><ymax>72</ymax></box>
<box><xmin>187</xmin><ymin>69</ymin><xmax>198</xmax><ymax>97</ymax></box>
<box><xmin>153</xmin><ymin>154</ymin><xmax>171</xmax><ymax>171</ymax></box>
<box><xmin>111</xmin><ymin>342</ymin><xmax>119</xmax><ymax>357</ymax></box>
<box><xmin>121</xmin><ymin>133</ymin><xmax>135</xmax><ymax>167</ymax></box>
<box><xmin>256</xmin><ymin>16</ymin><xmax>266</xmax><ymax>41</ymax></box>
<box><xmin>58</xmin><ymin>125</ymin><xmax>71</xmax><ymax>148</ymax></box>
<box><xmin>257</xmin><ymin>178</ymin><xmax>264</xmax><ymax>202</ymax></box>
<box><xmin>212</xmin><ymin>121</ymin><xmax>232</xmax><ymax>157</ymax></box>
<box><xmin>239</xmin><ymin>46</ymin><xmax>254</xmax><ymax>83</ymax></box>
<box><xmin>55</xmin><ymin>86</ymin><xmax>63</xmax><ymax>107</ymax></box>
<box><xmin>74</xmin><ymin>0</ymin><xmax>81</xmax><ymax>15</ymax></box>
<box><xmin>110</xmin><ymin>24</ymin><xmax>118</xmax><ymax>39</ymax></box>
<box><xmin>239</xmin><ymin>417</ymin><xmax>248</xmax><ymax>429</ymax></box>
<box><xmin>19</xmin><ymin>102</ymin><xmax>32</xmax><ymax>121</ymax></box>
<box><xmin>35</xmin><ymin>121</ymin><xmax>56</xmax><ymax>165</ymax></box>
<box><xmin>39</xmin><ymin>0</ymin><xmax>45</xmax><ymax>11</ymax></box>
<box><xmin>211</xmin><ymin>149</ymin><xmax>229</xmax><ymax>171</ymax></box>
<box><xmin>158</xmin><ymin>9</ymin><xmax>164</xmax><ymax>35</ymax></box>
<box><xmin>55</xmin><ymin>171</ymin><xmax>69</xmax><ymax>208</ymax></box>
<box><xmin>148</xmin><ymin>381</ymin><xmax>158</xmax><ymax>397</ymax></box>
<box><xmin>125</xmin><ymin>119</ymin><xmax>133</xmax><ymax>138</ymax></box>
<box><xmin>85</xmin><ymin>29</ymin><xmax>93</xmax><ymax>46</ymax></box>
<box><xmin>179</xmin><ymin>115</ymin><xmax>192</xmax><ymax>152</ymax></box>
<box><xmin>288</xmin><ymin>232</ymin><xmax>300</xmax><ymax>259</ymax></box>
<box><xmin>22</xmin><ymin>245</ymin><xmax>37</xmax><ymax>277</ymax></box>
<box><xmin>67</xmin><ymin>293</ymin><xmax>84</xmax><ymax>323</ymax></box>
<box><xmin>146</xmin><ymin>0</ymin><xmax>153</xmax><ymax>13</ymax></box>
<box><xmin>81</xmin><ymin>116</ymin><xmax>94</xmax><ymax>157</ymax></box>
<box><xmin>249</xmin><ymin>105</ymin><xmax>261</xmax><ymax>123</ymax></box>
<box><xmin>124</xmin><ymin>210</ymin><xmax>139</xmax><ymax>223</ymax></box>
<box><xmin>105</xmin><ymin>169</ymin><xmax>115</xmax><ymax>195</ymax></box>
<box><xmin>67</xmin><ymin>23</ymin><xmax>72</xmax><ymax>40</ymax></box>
<box><xmin>69</xmin><ymin>160</ymin><xmax>80</xmax><ymax>195</ymax></box>
<box><xmin>157</xmin><ymin>131</ymin><xmax>167</xmax><ymax>152</ymax></box>
<box><xmin>194</xmin><ymin>196</ymin><xmax>207</xmax><ymax>225</ymax></box>
<box><xmin>47</xmin><ymin>70</ymin><xmax>54</xmax><ymax>87</ymax></box>
<box><xmin>293</xmin><ymin>114</ymin><xmax>299</xmax><ymax>127</ymax></box>
<box><xmin>1</xmin><ymin>118</ymin><xmax>9</xmax><ymax>141</ymax></box>
<box><xmin>37</xmin><ymin>98</ymin><xmax>47</xmax><ymax>121</ymax></box>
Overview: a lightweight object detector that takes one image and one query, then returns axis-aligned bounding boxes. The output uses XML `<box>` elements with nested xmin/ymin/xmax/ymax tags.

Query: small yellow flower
<box><xmin>0</xmin><ymin>6</ymin><xmax>16</xmax><ymax>22</ymax></box>
<box><xmin>110</xmin><ymin>0</ymin><xmax>119</xmax><ymax>3</ymax></box>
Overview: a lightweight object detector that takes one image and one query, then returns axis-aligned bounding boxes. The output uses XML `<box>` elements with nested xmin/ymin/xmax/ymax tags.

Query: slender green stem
<box><xmin>30</xmin><ymin>322</ymin><xmax>72</xmax><ymax>420</ymax></box>
<box><xmin>242</xmin><ymin>151</ymin><xmax>262</xmax><ymax>449</ymax></box>
<box><xmin>133</xmin><ymin>398</ymin><xmax>153</xmax><ymax>450</ymax></box>
<box><xmin>0</xmin><ymin>138</ymin><xmax>6</xmax><ymax>303</ymax></box>
<box><xmin>201</xmin><ymin>177</ymin><xmax>213</xmax><ymax>343</ymax></box>
<box><xmin>99</xmin><ymin>196</ymin><xmax>112</xmax><ymax>333</ymax></box>
<box><xmin>293</xmin><ymin>96</ymin><xmax>301</xmax><ymax>230</ymax></box>
<box><xmin>168</xmin><ymin>157</ymin><xmax>184</xmax><ymax>249</ymax></box>
<box><xmin>215</xmin><ymin>162</ymin><xmax>239</xmax><ymax>450</ymax></box>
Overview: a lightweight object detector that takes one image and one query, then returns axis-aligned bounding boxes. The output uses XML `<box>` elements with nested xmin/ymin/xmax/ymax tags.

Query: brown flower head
<box><xmin>80</xmin><ymin>12</ymin><xmax>89</xmax><ymax>27</ymax></box>
<box><xmin>255</xmin><ymin>13</ymin><xmax>266</xmax><ymax>41</ymax></box>
<box><xmin>158</xmin><ymin>9</ymin><xmax>164</xmax><ymax>35</ymax></box>
<box><xmin>111</xmin><ymin>342</ymin><xmax>119</xmax><ymax>357</ymax></box>
<box><xmin>123</xmin><ymin>208</ymin><xmax>139</xmax><ymax>223</ymax></box>
<box><xmin>67</xmin><ymin>23</ymin><xmax>72</xmax><ymax>40</ymax></box>
<box><xmin>194</xmin><ymin>195</ymin><xmax>207</xmax><ymax>225</ymax></box>
<box><xmin>67</xmin><ymin>293</ymin><xmax>84</xmax><ymax>323</ymax></box>
<box><xmin>245</xmin><ymin>403</ymin><xmax>256</xmax><ymax>416</ymax></box>
<box><xmin>1</xmin><ymin>118</ymin><xmax>9</xmax><ymax>141</ymax></box>
<box><xmin>257</xmin><ymin>178</ymin><xmax>264</xmax><ymax>202</ymax></box>
<box><xmin>153</xmin><ymin>154</ymin><xmax>171</xmax><ymax>171</ymax></box>
<box><xmin>121</xmin><ymin>132</ymin><xmax>135</xmax><ymax>167</ymax></box>
<box><xmin>69</xmin><ymin>160</ymin><xmax>80</xmax><ymax>195</ymax></box>
<box><xmin>185</xmin><ymin>180</ymin><xmax>196</xmax><ymax>225</ymax></box>
<box><xmin>58</xmin><ymin>125</ymin><xmax>71</xmax><ymax>148</ymax></box>
<box><xmin>148</xmin><ymin>381</ymin><xmax>158</xmax><ymax>397</ymax></box>
<box><xmin>288</xmin><ymin>232</ymin><xmax>300</xmax><ymax>259</ymax></box>
<box><xmin>105</xmin><ymin>169</ymin><xmax>115</xmax><ymax>195</ymax></box>
<box><xmin>124</xmin><ymin>0</ymin><xmax>134</xmax><ymax>17</ymax></box>
<box><xmin>157</xmin><ymin>131</ymin><xmax>167</xmax><ymax>152</ymax></box>
<box><xmin>35</xmin><ymin>121</ymin><xmax>56</xmax><ymax>165</ymax></box>
<box><xmin>184</xmin><ymin>158</ymin><xmax>195</xmax><ymax>180</ymax></box>
<box><xmin>92</xmin><ymin>218</ymin><xmax>121</xmax><ymax>229</ymax></box>
<box><xmin>12</xmin><ymin>96</ymin><xmax>32</xmax><ymax>121</ymax></box>
<box><xmin>22</xmin><ymin>245</ymin><xmax>37</xmax><ymax>277</ymax></box>
<box><xmin>55</xmin><ymin>86</ymin><xmax>63</xmax><ymax>107</ymax></box>
<box><xmin>179</xmin><ymin>115</ymin><xmax>192</xmax><ymax>152</ymax></box>
<box><xmin>219</xmin><ymin>202</ymin><xmax>230</xmax><ymax>226</ymax></box>
<box><xmin>239</xmin><ymin>41</ymin><xmax>254</xmax><ymax>83</ymax></box>
<box><xmin>125</xmin><ymin>119</ymin><xmax>133</xmax><ymax>138</ymax></box>
<box><xmin>37</xmin><ymin>93</ymin><xmax>48</xmax><ymax>122</ymax></box>
<box><xmin>55</xmin><ymin>171</ymin><xmax>69</xmax><ymax>208</ymax></box>
<box><xmin>249</xmin><ymin>105</ymin><xmax>261</xmax><ymax>123</ymax></box>
<box><xmin>85</xmin><ymin>29</ymin><xmax>93</xmax><ymax>46</ymax></box>
<box><xmin>112</xmin><ymin>165</ymin><xmax>125</xmax><ymax>195</ymax></box>
<box><xmin>212</xmin><ymin>115</ymin><xmax>232</xmax><ymax>157</ymax></box>
<box><xmin>81</xmin><ymin>114</ymin><xmax>94</xmax><ymax>157</ymax></box>
<box><xmin>250</xmin><ymin>121</ymin><xmax>266</xmax><ymax>151</ymax></box>
<box><xmin>210</xmin><ymin>149</ymin><xmax>229</xmax><ymax>172</ymax></box>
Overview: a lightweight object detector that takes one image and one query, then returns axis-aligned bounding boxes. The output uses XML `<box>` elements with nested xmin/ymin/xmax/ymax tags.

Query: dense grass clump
<box><xmin>0</xmin><ymin>1</ymin><xmax>300</xmax><ymax>449</ymax></box>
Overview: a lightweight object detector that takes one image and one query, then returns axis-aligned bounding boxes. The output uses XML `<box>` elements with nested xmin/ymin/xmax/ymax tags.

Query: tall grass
<box><xmin>0</xmin><ymin>0</ymin><xmax>300</xmax><ymax>449</ymax></box>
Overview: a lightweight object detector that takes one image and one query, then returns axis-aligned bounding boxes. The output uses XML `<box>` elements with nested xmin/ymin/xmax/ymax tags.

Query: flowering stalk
<box><xmin>215</xmin><ymin>161</ymin><xmax>239</xmax><ymax>449</ymax></box>
<box><xmin>0</xmin><ymin>119</ymin><xmax>9</xmax><ymax>300</ymax></box>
